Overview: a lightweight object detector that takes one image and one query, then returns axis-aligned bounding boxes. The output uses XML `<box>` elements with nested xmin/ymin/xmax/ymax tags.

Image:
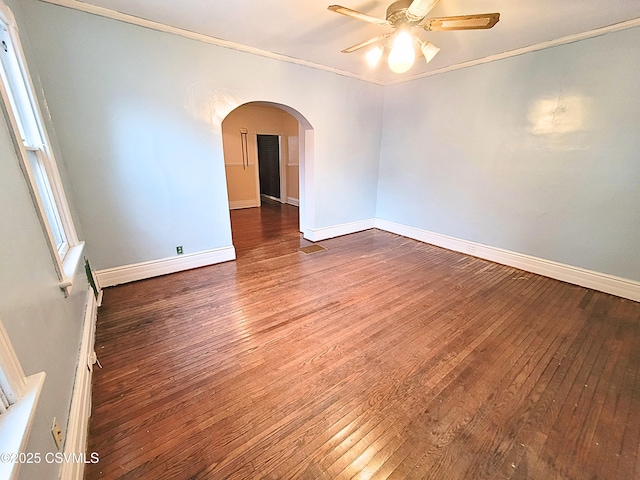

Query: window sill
<box><xmin>58</xmin><ymin>241</ymin><xmax>85</xmax><ymax>297</ymax></box>
<box><xmin>0</xmin><ymin>372</ymin><xmax>46</xmax><ymax>480</ymax></box>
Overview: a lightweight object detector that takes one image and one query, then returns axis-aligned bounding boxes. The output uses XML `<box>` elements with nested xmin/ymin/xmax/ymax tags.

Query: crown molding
<box><xmin>390</xmin><ymin>16</ymin><xmax>640</xmax><ymax>85</ymax></box>
<box><xmin>36</xmin><ymin>0</ymin><xmax>385</xmax><ymax>85</ymax></box>
<box><xmin>34</xmin><ymin>1</ymin><xmax>640</xmax><ymax>86</ymax></box>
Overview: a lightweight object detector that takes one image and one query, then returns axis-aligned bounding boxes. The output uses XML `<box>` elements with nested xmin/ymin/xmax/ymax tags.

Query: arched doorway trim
<box><xmin>221</xmin><ymin>101</ymin><xmax>314</xmax><ymax>239</ymax></box>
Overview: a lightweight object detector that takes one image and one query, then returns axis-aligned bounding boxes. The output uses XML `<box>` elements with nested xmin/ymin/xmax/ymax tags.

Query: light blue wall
<box><xmin>19</xmin><ymin>0</ymin><xmax>384</xmax><ymax>270</ymax></box>
<box><xmin>0</xmin><ymin>5</ymin><xmax>87</xmax><ymax>480</ymax></box>
<box><xmin>0</xmin><ymin>114</ymin><xmax>87</xmax><ymax>480</ymax></box>
<box><xmin>377</xmin><ymin>27</ymin><xmax>640</xmax><ymax>281</ymax></box>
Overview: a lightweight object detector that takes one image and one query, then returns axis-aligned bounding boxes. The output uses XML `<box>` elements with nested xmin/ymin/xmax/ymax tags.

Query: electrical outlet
<box><xmin>176</xmin><ymin>245</ymin><xmax>183</xmax><ymax>255</ymax></box>
<box><xmin>51</xmin><ymin>418</ymin><xmax>63</xmax><ymax>450</ymax></box>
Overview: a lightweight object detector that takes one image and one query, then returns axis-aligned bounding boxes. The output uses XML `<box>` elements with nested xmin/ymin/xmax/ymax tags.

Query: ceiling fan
<box><xmin>328</xmin><ymin>0</ymin><xmax>500</xmax><ymax>73</ymax></box>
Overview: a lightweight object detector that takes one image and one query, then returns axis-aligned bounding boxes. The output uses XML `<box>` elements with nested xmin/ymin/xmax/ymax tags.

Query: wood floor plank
<box><xmin>387</xmin><ymin>283</ymin><xmax>573</xmax><ymax>479</ymax></box>
<box><xmin>208</xmin><ymin>274</ymin><xmax>512</xmax><ymax>480</ymax></box>
<box><xmin>463</xmin><ymin>286</ymin><xmax>587</xmax><ymax>479</ymax></box>
<box><xmin>608</xmin><ymin>299</ymin><xmax>640</xmax><ymax>479</ymax></box>
<box><xmin>85</xmin><ymin>201</ymin><xmax>640</xmax><ymax>480</ymax></box>
<box><xmin>314</xmin><ymin>274</ymin><xmax>536</xmax><ymax>476</ymax></box>
<box><xmin>488</xmin><ymin>291</ymin><xmax>592</xmax><ymax>479</ymax></box>
<box><xmin>563</xmin><ymin>298</ymin><xmax>626</xmax><ymax>478</ymax></box>
<box><xmin>364</xmin><ymin>279</ymin><xmax>561</xmax><ymax>479</ymax></box>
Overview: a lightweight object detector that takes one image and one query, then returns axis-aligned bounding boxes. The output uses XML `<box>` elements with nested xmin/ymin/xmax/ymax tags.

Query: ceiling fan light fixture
<box><xmin>328</xmin><ymin>2</ymin><xmax>500</xmax><ymax>75</ymax></box>
<box><xmin>365</xmin><ymin>45</ymin><xmax>384</xmax><ymax>67</ymax></box>
<box><xmin>420</xmin><ymin>41</ymin><xmax>440</xmax><ymax>63</ymax></box>
<box><xmin>388</xmin><ymin>31</ymin><xmax>415</xmax><ymax>73</ymax></box>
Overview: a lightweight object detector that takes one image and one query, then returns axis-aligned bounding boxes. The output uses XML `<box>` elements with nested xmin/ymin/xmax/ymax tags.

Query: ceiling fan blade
<box><xmin>328</xmin><ymin>5</ymin><xmax>391</xmax><ymax>27</ymax></box>
<box><xmin>406</xmin><ymin>0</ymin><xmax>440</xmax><ymax>22</ymax></box>
<box><xmin>341</xmin><ymin>33</ymin><xmax>392</xmax><ymax>53</ymax></box>
<box><xmin>421</xmin><ymin>13</ymin><xmax>500</xmax><ymax>31</ymax></box>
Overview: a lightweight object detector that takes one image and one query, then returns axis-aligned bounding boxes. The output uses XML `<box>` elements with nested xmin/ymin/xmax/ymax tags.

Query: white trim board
<box><xmin>92</xmin><ymin>219</ymin><xmax>639</xmax><ymax>302</ymax></box>
<box><xmin>37</xmin><ymin>0</ymin><xmax>640</xmax><ymax>86</ymax></box>
<box><xmin>37</xmin><ymin>0</ymin><xmax>384</xmax><ymax>85</ymax></box>
<box><xmin>303</xmin><ymin>219</ymin><xmax>375</xmax><ymax>242</ymax></box>
<box><xmin>286</xmin><ymin>197</ymin><xmax>299</xmax><ymax>207</ymax></box>
<box><xmin>390</xmin><ymin>17</ymin><xmax>640</xmax><ymax>85</ymax></box>
<box><xmin>229</xmin><ymin>199</ymin><xmax>259</xmax><ymax>210</ymax></box>
<box><xmin>96</xmin><ymin>246</ymin><xmax>236</xmax><ymax>287</ymax></box>
<box><xmin>59</xmin><ymin>289</ymin><xmax>98</xmax><ymax>480</ymax></box>
<box><xmin>0</xmin><ymin>315</ymin><xmax>45</xmax><ymax>480</ymax></box>
<box><xmin>0</xmin><ymin>372</ymin><xmax>45</xmax><ymax>480</ymax></box>
<box><xmin>375</xmin><ymin>219</ymin><xmax>640</xmax><ymax>303</ymax></box>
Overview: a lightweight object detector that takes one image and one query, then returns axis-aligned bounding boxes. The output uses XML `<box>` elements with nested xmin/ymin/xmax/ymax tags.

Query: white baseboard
<box><xmin>229</xmin><ymin>199</ymin><xmax>259</xmax><ymax>210</ymax></box>
<box><xmin>375</xmin><ymin>219</ymin><xmax>640</xmax><ymax>303</ymax></box>
<box><xmin>96</xmin><ymin>246</ymin><xmax>236</xmax><ymax>287</ymax></box>
<box><xmin>92</xmin><ymin>218</ymin><xmax>639</xmax><ymax>301</ymax></box>
<box><xmin>304</xmin><ymin>219</ymin><xmax>376</xmax><ymax>242</ymax></box>
<box><xmin>287</xmin><ymin>197</ymin><xmax>299</xmax><ymax>207</ymax></box>
<box><xmin>261</xmin><ymin>194</ymin><xmax>282</xmax><ymax>203</ymax></box>
<box><xmin>59</xmin><ymin>289</ymin><xmax>98</xmax><ymax>480</ymax></box>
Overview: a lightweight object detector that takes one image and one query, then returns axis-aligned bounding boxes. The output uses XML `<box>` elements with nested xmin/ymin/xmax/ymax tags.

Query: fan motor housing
<box><xmin>386</xmin><ymin>0</ymin><xmax>414</xmax><ymax>25</ymax></box>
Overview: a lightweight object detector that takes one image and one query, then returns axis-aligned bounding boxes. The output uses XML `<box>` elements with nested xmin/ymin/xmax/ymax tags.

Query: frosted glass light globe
<box><xmin>388</xmin><ymin>32</ymin><xmax>415</xmax><ymax>73</ymax></box>
<box><xmin>365</xmin><ymin>45</ymin><xmax>383</xmax><ymax>67</ymax></box>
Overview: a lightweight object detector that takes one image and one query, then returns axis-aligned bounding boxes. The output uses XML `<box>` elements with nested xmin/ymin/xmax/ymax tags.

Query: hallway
<box><xmin>230</xmin><ymin>199</ymin><xmax>313</xmax><ymax>263</ymax></box>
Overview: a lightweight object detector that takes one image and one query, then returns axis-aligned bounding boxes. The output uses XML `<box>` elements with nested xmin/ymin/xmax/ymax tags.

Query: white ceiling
<box><xmin>59</xmin><ymin>0</ymin><xmax>640</xmax><ymax>83</ymax></box>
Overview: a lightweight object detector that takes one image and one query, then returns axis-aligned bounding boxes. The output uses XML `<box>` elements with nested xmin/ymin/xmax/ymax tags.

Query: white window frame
<box><xmin>0</xmin><ymin>1</ymin><xmax>83</xmax><ymax>296</ymax></box>
<box><xmin>0</xmin><ymin>318</ymin><xmax>46</xmax><ymax>480</ymax></box>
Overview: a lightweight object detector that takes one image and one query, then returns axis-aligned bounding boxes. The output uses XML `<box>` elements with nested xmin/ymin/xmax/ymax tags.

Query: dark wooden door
<box><xmin>257</xmin><ymin>134</ymin><xmax>280</xmax><ymax>199</ymax></box>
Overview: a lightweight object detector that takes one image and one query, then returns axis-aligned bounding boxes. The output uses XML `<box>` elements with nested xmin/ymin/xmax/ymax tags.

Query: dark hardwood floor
<box><xmin>229</xmin><ymin>198</ymin><xmax>313</xmax><ymax>262</ymax></box>
<box><xmin>85</xmin><ymin>201</ymin><xmax>640</xmax><ymax>479</ymax></box>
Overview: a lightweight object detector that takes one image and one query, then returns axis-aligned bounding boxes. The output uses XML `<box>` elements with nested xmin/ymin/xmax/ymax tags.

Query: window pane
<box><xmin>0</xmin><ymin>387</ymin><xmax>9</xmax><ymax>410</ymax></box>
<box><xmin>0</xmin><ymin>26</ymin><xmax>42</xmax><ymax>146</ymax></box>
<box><xmin>1</xmin><ymin>7</ymin><xmax>78</xmax><ymax>279</ymax></box>
<box><xmin>26</xmin><ymin>149</ymin><xmax>68</xmax><ymax>254</ymax></box>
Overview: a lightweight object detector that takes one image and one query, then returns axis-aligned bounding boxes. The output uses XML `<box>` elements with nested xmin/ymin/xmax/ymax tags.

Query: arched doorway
<box><xmin>221</xmin><ymin>101</ymin><xmax>314</xmax><ymax>259</ymax></box>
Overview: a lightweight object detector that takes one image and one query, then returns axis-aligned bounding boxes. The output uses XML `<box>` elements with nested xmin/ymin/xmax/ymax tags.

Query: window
<box><xmin>0</xmin><ymin>2</ymin><xmax>83</xmax><ymax>295</ymax></box>
<box><xmin>0</xmin><ymin>320</ymin><xmax>26</xmax><ymax>417</ymax></box>
<box><xmin>0</xmin><ymin>318</ymin><xmax>46</xmax><ymax>480</ymax></box>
